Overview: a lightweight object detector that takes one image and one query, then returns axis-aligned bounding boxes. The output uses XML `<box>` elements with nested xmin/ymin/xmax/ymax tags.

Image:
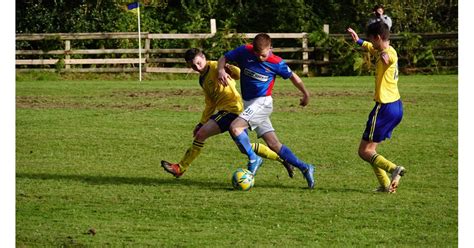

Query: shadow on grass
<box><xmin>16</xmin><ymin>172</ymin><xmax>229</xmax><ymax>189</ymax></box>
<box><xmin>17</xmin><ymin>172</ymin><xmax>368</xmax><ymax>192</ymax></box>
<box><xmin>316</xmin><ymin>186</ymin><xmax>369</xmax><ymax>194</ymax></box>
<box><xmin>16</xmin><ymin>172</ymin><xmax>315</xmax><ymax>191</ymax></box>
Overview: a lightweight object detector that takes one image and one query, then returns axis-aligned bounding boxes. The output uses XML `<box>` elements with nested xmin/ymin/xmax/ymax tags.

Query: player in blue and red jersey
<box><xmin>217</xmin><ymin>33</ymin><xmax>315</xmax><ymax>189</ymax></box>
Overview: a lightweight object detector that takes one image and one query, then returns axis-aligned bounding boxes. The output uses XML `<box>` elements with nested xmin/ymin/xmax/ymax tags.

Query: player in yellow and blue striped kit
<box><xmin>347</xmin><ymin>22</ymin><xmax>406</xmax><ymax>193</ymax></box>
<box><xmin>161</xmin><ymin>48</ymin><xmax>294</xmax><ymax>178</ymax></box>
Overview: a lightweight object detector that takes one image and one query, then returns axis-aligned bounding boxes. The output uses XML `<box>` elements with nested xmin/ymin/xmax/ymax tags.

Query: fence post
<box><xmin>302</xmin><ymin>33</ymin><xmax>308</xmax><ymax>76</ymax></box>
<box><xmin>322</xmin><ymin>24</ymin><xmax>329</xmax><ymax>75</ymax></box>
<box><xmin>65</xmin><ymin>40</ymin><xmax>70</xmax><ymax>69</ymax></box>
<box><xmin>145</xmin><ymin>34</ymin><xmax>150</xmax><ymax>71</ymax></box>
<box><xmin>210</xmin><ymin>19</ymin><xmax>216</xmax><ymax>34</ymax></box>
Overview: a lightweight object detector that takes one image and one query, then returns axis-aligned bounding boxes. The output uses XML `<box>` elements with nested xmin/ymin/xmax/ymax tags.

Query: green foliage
<box><xmin>55</xmin><ymin>58</ymin><xmax>65</xmax><ymax>73</ymax></box>
<box><xmin>16</xmin><ymin>1</ymin><xmax>458</xmax><ymax>35</ymax></box>
<box><xmin>309</xmin><ymin>30</ymin><xmax>367</xmax><ymax>76</ymax></box>
<box><xmin>198</xmin><ymin>30</ymin><xmax>248</xmax><ymax>61</ymax></box>
<box><xmin>307</xmin><ymin>28</ymin><xmax>455</xmax><ymax>75</ymax></box>
<box><xmin>40</xmin><ymin>35</ymin><xmax>63</xmax><ymax>52</ymax></box>
<box><xmin>15</xmin><ymin>1</ymin><xmax>458</xmax><ymax>75</ymax></box>
<box><xmin>232</xmin><ymin>0</ymin><xmax>314</xmax><ymax>32</ymax></box>
<box><xmin>179</xmin><ymin>0</ymin><xmax>220</xmax><ymax>33</ymax></box>
<box><xmin>387</xmin><ymin>0</ymin><xmax>458</xmax><ymax>33</ymax></box>
<box><xmin>16</xmin><ymin>71</ymin><xmax>198</xmax><ymax>82</ymax></box>
<box><xmin>16</xmin><ymin>71</ymin><xmax>62</xmax><ymax>81</ymax></box>
<box><xmin>393</xmin><ymin>32</ymin><xmax>440</xmax><ymax>74</ymax></box>
<box><xmin>16</xmin><ymin>76</ymin><xmax>458</xmax><ymax>246</ymax></box>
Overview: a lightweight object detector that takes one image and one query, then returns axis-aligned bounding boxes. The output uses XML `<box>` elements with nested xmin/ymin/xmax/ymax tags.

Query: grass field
<box><xmin>16</xmin><ymin>75</ymin><xmax>458</xmax><ymax>247</ymax></box>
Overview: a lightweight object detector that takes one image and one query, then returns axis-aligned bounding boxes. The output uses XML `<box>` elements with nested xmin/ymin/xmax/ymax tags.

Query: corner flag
<box><xmin>127</xmin><ymin>2</ymin><xmax>139</xmax><ymax>10</ymax></box>
<box><xmin>128</xmin><ymin>1</ymin><xmax>142</xmax><ymax>82</ymax></box>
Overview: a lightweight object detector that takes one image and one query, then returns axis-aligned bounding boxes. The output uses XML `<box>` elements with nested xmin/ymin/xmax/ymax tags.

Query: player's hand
<box><xmin>347</xmin><ymin>27</ymin><xmax>359</xmax><ymax>42</ymax></box>
<box><xmin>224</xmin><ymin>64</ymin><xmax>237</xmax><ymax>80</ymax></box>
<box><xmin>300</xmin><ymin>93</ymin><xmax>309</xmax><ymax>107</ymax></box>
<box><xmin>218</xmin><ymin>69</ymin><xmax>231</xmax><ymax>86</ymax></box>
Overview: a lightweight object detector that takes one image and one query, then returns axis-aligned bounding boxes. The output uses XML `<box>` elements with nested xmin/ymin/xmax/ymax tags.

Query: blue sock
<box><xmin>278</xmin><ymin>145</ymin><xmax>308</xmax><ymax>171</ymax></box>
<box><xmin>233</xmin><ymin>131</ymin><xmax>258</xmax><ymax>161</ymax></box>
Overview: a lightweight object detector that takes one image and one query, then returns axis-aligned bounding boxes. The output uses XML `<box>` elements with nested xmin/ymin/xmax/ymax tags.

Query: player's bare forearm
<box><xmin>347</xmin><ymin>27</ymin><xmax>359</xmax><ymax>43</ymax></box>
<box><xmin>225</xmin><ymin>64</ymin><xmax>240</xmax><ymax>80</ymax></box>
<box><xmin>217</xmin><ymin>56</ymin><xmax>226</xmax><ymax>71</ymax></box>
<box><xmin>217</xmin><ymin>56</ymin><xmax>231</xmax><ymax>86</ymax></box>
<box><xmin>290</xmin><ymin>73</ymin><xmax>310</xmax><ymax>106</ymax></box>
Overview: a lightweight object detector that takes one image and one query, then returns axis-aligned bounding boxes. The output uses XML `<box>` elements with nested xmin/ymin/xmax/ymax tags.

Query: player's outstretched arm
<box><xmin>347</xmin><ymin>27</ymin><xmax>360</xmax><ymax>43</ymax></box>
<box><xmin>289</xmin><ymin>72</ymin><xmax>310</xmax><ymax>107</ymax></box>
<box><xmin>217</xmin><ymin>56</ymin><xmax>231</xmax><ymax>86</ymax></box>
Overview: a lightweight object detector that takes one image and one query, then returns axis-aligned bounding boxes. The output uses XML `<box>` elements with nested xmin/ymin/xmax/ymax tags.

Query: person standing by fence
<box><xmin>368</xmin><ymin>4</ymin><xmax>392</xmax><ymax>30</ymax></box>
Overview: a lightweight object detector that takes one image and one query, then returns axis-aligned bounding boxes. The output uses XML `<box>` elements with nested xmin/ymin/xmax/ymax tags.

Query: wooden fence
<box><xmin>15</xmin><ymin>23</ymin><xmax>457</xmax><ymax>75</ymax></box>
<box><xmin>15</xmin><ymin>32</ymin><xmax>317</xmax><ymax>75</ymax></box>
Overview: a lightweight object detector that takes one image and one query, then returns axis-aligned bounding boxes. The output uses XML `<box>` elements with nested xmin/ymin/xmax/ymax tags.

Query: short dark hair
<box><xmin>373</xmin><ymin>4</ymin><xmax>384</xmax><ymax>12</ymax></box>
<box><xmin>252</xmin><ymin>33</ymin><xmax>272</xmax><ymax>52</ymax></box>
<box><xmin>184</xmin><ymin>48</ymin><xmax>204</xmax><ymax>62</ymax></box>
<box><xmin>366</xmin><ymin>21</ymin><xmax>390</xmax><ymax>41</ymax></box>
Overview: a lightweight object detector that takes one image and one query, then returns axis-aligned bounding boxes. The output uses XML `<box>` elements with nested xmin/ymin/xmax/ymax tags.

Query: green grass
<box><xmin>16</xmin><ymin>75</ymin><xmax>458</xmax><ymax>247</ymax></box>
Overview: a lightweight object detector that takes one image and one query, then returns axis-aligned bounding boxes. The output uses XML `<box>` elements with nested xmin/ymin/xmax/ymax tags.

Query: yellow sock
<box><xmin>251</xmin><ymin>143</ymin><xmax>283</xmax><ymax>163</ymax></box>
<box><xmin>371</xmin><ymin>154</ymin><xmax>397</xmax><ymax>173</ymax></box>
<box><xmin>371</xmin><ymin>165</ymin><xmax>391</xmax><ymax>188</ymax></box>
<box><xmin>179</xmin><ymin>140</ymin><xmax>204</xmax><ymax>171</ymax></box>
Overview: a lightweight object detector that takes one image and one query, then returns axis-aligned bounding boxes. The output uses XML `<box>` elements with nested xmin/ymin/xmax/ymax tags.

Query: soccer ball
<box><xmin>232</xmin><ymin>168</ymin><xmax>254</xmax><ymax>191</ymax></box>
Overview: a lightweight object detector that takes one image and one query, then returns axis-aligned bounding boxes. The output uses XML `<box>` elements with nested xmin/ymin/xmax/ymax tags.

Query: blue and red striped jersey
<box><xmin>224</xmin><ymin>44</ymin><xmax>293</xmax><ymax>100</ymax></box>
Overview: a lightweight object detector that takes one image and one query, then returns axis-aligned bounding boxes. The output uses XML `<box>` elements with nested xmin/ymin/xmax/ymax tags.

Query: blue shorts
<box><xmin>362</xmin><ymin>100</ymin><xmax>403</xmax><ymax>143</ymax></box>
<box><xmin>210</xmin><ymin>111</ymin><xmax>239</xmax><ymax>133</ymax></box>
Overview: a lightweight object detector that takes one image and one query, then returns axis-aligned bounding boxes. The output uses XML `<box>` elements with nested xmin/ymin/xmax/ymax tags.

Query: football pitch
<box><xmin>16</xmin><ymin>75</ymin><xmax>457</xmax><ymax>246</ymax></box>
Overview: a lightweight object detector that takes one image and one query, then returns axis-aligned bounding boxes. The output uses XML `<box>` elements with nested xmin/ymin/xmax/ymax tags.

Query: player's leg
<box><xmin>358</xmin><ymin>139</ymin><xmax>391</xmax><ymax>190</ymax></box>
<box><xmin>359</xmin><ymin>140</ymin><xmax>405</xmax><ymax>192</ymax></box>
<box><xmin>360</xmin><ymin>100</ymin><xmax>404</xmax><ymax>191</ymax></box>
<box><xmin>389</xmin><ymin>165</ymin><xmax>406</xmax><ymax>193</ymax></box>
<box><xmin>230</xmin><ymin>117</ymin><xmax>262</xmax><ymax>174</ymax></box>
<box><xmin>261</xmin><ymin>131</ymin><xmax>314</xmax><ymax>188</ymax></box>
<box><xmin>251</xmin><ymin>142</ymin><xmax>294</xmax><ymax>178</ymax></box>
<box><xmin>231</xmin><ymin>99</ymin><xmax>270</xmax><ymax>174</ymax></box>
<box><xmin>179</xmin><ymin>119</ymin><xmax>221</xmax><ymax>170</ymax></box>
<box><xmin>162</xmin><ymin>117</ymin><xmax>221</xmax><ymax>178</ymax></box>
<box><xmin>384</xmin><ymin>100</ymin><xmax>405</xmax><ymax>192</ymax></box>
<box><xmin>251</xmin><ymin>143</ymin><xmax>279</xmax><ymax>161</ymax></box>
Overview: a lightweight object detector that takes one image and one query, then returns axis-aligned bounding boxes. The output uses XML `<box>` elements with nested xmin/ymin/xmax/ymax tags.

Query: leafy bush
<box><xmin>15</xmin><ymin>0</ymin><xmax>458</xmax><ymax>75</ymax></box>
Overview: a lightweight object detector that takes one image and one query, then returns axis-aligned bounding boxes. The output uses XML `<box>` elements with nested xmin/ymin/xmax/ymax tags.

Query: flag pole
<box><xmin>137</xmin><ymin>2</ymin><xmax>142</xmax><ymax>82</ymax></box>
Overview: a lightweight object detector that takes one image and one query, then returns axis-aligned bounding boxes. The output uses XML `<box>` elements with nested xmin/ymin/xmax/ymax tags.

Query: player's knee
<box><xmin>194</xmin><ymin>130</ymin><xmax>209</xmax><ymax>142</ymax></box>
<box><xmin>267</xmin><ymin>141</ymin><xmax>281</xmax><ymax>153</ymax></box>
<box><xmin>229</xmin><ymin>127</ymin><xmax>237</xmax><ymax>137</ymax></box>
<box><xmin>229</xmin><ymin>126</ymin><xmax>242</xmax><ymax>137</ymax></box>
<box><xmin>358</xmin><ymin>147</ymin><xmax>372</xmax><ymax>161</ymax></box>
<box><xmin>358</xmin><ymin>148</ymin><xmax>366</xmax><ymax>159</ymax></box>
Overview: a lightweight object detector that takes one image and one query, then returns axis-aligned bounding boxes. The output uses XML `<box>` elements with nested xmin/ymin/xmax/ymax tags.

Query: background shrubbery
<box><xmin>16</xmin><ymin>0</ymin><xmax>458</xmax><ymax>75</ymax></box>
<box><xmin>16</xmin><ymin>0</ymin><xmax>458</xmax><ymax>34</ymax></box>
